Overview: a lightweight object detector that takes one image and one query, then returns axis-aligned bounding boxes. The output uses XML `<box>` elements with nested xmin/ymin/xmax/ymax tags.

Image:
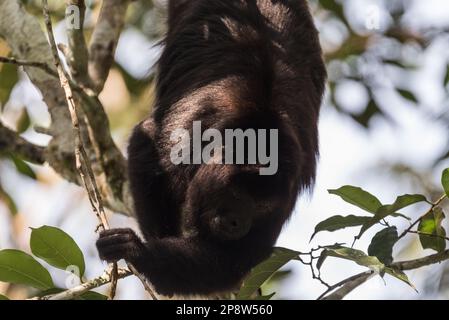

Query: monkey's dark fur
<box><xmin>97</xmin><ymin>0</ymin><xmax>326</xmax><ymax>296</ymax></box>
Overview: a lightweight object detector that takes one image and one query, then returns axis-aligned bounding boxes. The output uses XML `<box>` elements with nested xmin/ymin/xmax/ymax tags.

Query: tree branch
<box><xmin>88</xmin><ymin>0</ymin><xmax>132</xmax><ymax>93</ymax></box>
<box><xmin>396</xmin><ymin>249</ymin><xmax>449</xmax><ymax>271</ymax></box>
<box><xmin>30</xmin><ymin>268</ymin><xmax>133</xmax><ymax>300</ymax></box>
<box><xmin>64</xmin><ymin>0</ymin><xmax>133</xmax><ymax>215</ymax></box>
<box><xmin>320</xmin><ymin>271</ymin><xmax>375</xmax><ymax>300</ymax></box>
<box><xmin>65</xmin><ymin>0</ymin><xmax>90</xmax><ymax>86</ymax></box>
<box><xmin>0</xmin><ymin>0</ymin><xmax>154</xmax><ymax>300</ymax></box>
<box><xmin>43</xmin><ymin>0</ymin><xmax>110</xmax><ymax>231</ymax></box>
<box><xmin>0</xmin><ymin>56</ymin><xmax>58</xmax><ymax>77</ymax></box>
<box><xmin>0</xmin><ymin>122</ymin><xmax>46</xmax><ymax>164</ymax></box>
<box><xmin>407</xmin><ymin>230</ymin><xmax>449</xmax><ymax>242</ymax></box>
<box><xmin>0</xmin><ymin>0</ymin><xmax>133</xmax><ymax>216</ymax></box>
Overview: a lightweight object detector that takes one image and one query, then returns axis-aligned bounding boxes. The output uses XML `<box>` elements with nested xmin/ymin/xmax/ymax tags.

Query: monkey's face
<box><xmin>183</xmin><ymin>164</ymin><xmax>287</xmax><ymax>242</ymax></box>
<box><xmin>202</xmin><ymin>175</ymin><xmax>291</xmax><ymax>241</ymax></box>
<box><xmin>202</xmin><ymin>187</ymin><xmax>256</xmax><ymax>241</ymax></box>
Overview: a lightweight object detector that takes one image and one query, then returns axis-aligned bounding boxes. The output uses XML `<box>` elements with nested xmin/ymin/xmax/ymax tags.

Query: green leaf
<box><xmin>38</xmin><ymin>288</ymin><xmax>64</xmax><ymax>297</ymax></box>
<box><xmin>0</xmin><ymin>294</ymin><xmax>9</xmax><ymax>300</ymax></box>
<box><xmin>254</xmin><ymin>293</ymin><xmax>276</xmax><ymax>300</ymax></box>
<box><xmin>77</xmin><ymin>291</ymin><xmax>108</xmax><ymax>300</ymax></box>
<box><xmin>418</xmin><ymin>207</ymin><xmax>446</xmax><ymax>253</ymax></box>
<box><xmin>311</xmin><ymin>215</ymin><xmax>372</xmax><ymax>240</ymax></box>
<box><xmin>328</xmin><ymin>186</ymin><xmax>382</xmax><ymax>214</ymax></box>
<box><xmin>30</xmin><ymin>226</ymin><xmax>85</xmax><ymax>277</ymax></box>
<box><xmin>321</xmin><ymin>247</ymin><xmax>385</xmax><ymax>273</ymax></box>
<box><xmin>385</xmin><ymin>267</ymin><xmax>417</xmax><ymax>291</ymax></box>
<box><xmin>237</xmin><ymin>247</ymin><xmax>299</xmax><ymax>300</ymax></box>
<box><xmin>316</xmin><ymin>244</ymin><xmax>348</xmax><ymax>270</ymax></box>
<box><xmin>389</xmin><ymin>212</ymin><xmax>412</xmax><ymax>220</ymax></box>
<box><xmin>39</xmin><ymin>288</ymin><xmax>108</xmax><ymax>300</ymax></box>
<box><xmin>9</xmin><ymin>154</ymin><xmax>37</xmax><ymax>180</ymax></box>
<box><xmin>358</xmin><ymin>194</ymin><xmax>427</xmax><ymax>238</ymax></box>
<box><xmin>442</xmin><ymin>168</ymin><xmax>449</xmax><ymax>198</ymax></box>
<box><xmin>0</xmin><ymin>183</ymin><xmax>18</xmax><ymax>216</ymax></box>
<box><xmin>317</xmin><ymin>250</ymin><xmax>331</xmax><ymax>270</ymax></box>
<box><xmin>0</xmin><ymin>249</ymin><xmax>53</xmax><ymax>290</ymax></box>
<box><xmin>16</xmin><ymin>108</ymin><xmax>31</xmax><ymax>134</ymax></box>
<box><xmin>368</xmin><ymin>227</ymin><xmax>398</xmax><ymax>265</ymax></box>
<box><xmin>0</xmin><ymin>62</ymin><xmax>19</xmax><ymax>106</ymax></box>
<box><xmin>397</xmin><ymin>89</ymin><xmax>418</xmax><ymax>103</ymax></box>
<box><xmin>264</xmin><ymin>270</ymin><xmax>291</xmax><ymax>284</ymax></box>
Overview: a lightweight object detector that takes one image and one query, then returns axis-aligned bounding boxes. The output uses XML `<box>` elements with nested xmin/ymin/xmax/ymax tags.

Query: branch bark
<box><xmin>31</xmin><ymin>268</ymin><xmax>133</xmax><ymax>300</ymax></box>
<box><xmin>0</xmin><ymin>56</ymin><xmax>58</xmax><ymax>77</ymax></box>
<box><xmin>0</xmin><ymin>122</ymin><xmax>46</xmax><ymax>164</ymax></box>
<box><xmin>65</xmin><ymin>0</ymin><xmax>90</xmax><ymax>86</ymax></box>
<box><xmin>88</xmin><ymin>0</ymin><xmax>132</xmax><ymax>93</ymax></box>
<box><xmin>321</xmin><ymin>271</ymin><xmax>374</xmax><ymax>300</ymax></box>
<box><xmin>396</xmin><ymin>249</ymin><xmax>449</xmax><ymax>271</ymax></box>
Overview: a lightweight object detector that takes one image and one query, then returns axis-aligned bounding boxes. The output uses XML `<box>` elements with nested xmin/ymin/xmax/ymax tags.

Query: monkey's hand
<box><xmin>96</xmin><ymin>228</ymin><xmax>145</xmax><ymax>263</ymax></box>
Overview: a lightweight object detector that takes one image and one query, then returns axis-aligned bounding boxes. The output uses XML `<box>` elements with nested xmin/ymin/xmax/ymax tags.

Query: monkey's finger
<box><xmin>99</xmin><ymin>228</ymin><xmax>136</xmax><ymax>238</ymax></box>
<box><xmin>97</xmin><ymin>243</ymin><xmax>139</xmax><ymax>262</ymax></box>
<box><xmin>96</xmin><ymin>234</ymin><xmax>137</xmax><ymax>249</ymax></box>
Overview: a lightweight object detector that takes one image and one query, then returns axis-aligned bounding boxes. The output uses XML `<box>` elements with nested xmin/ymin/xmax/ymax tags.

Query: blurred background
<box><xmin>0</xmin><ymin>0</ymin><xmax>448</xmax><ymax>299</ymax></box>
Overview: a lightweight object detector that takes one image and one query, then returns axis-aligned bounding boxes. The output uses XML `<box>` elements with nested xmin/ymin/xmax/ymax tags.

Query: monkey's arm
<box><xmin>96</xmin><ymin>228</ymin><xmax>262</xmax><ymax>296</ymax></box>
<box><xmin>128</xmin><ymin>123</ymin><xmax>180</xmax><ymax>239</ymax></box>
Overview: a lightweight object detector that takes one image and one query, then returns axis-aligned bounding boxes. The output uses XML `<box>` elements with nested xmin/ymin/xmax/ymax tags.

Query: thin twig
<box><xmin>0</xmin><ymin>56</ymin><xmax>58</xmax><ymax>77</ymax></box>
<box><xmin>108</xmin><ymin>263</ymin><xmax>118</xmax><ymax>299</ymax></box>
<box><xmin>407</xmin><ymin>230</ymin><xmax>449</xmax><ymax>242</ymax></box>
<box><xmin>395</xmin><ymin>249</ymin><xmax>449</xmax><ymax>271</ymax></box>
<box><xmin>319</xmin><ymin>271</ymin><xmax>375</xmax><ymax>300</ymax></box>
<box><xmin>128</xmin><ymin>264</ymin><xmax>158</xmax><ymax>300</ymax></box>
<box><xmin>0</xmin><ymin>54</ymin><xmax>99</xmax><ymax>99</ymax></box>
<box><xmin>29</xmin><ymin>268</ymin><xmax>133</xmax><ymax>300</ymax></box>
<box><xmin>397</xmin><ymin>194</ymin><xmax>447</xmax><ymax>241</ymax></box>
<box><xmin>42</xmin><ymin>0</ymin><xmax>114</xmax><ymax>296</ymax></box>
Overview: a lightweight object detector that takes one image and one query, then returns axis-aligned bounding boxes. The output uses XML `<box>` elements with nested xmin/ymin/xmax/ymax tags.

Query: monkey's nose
<box><xmin>211</xmin><ymin>215</ymin><xmax>251</xmax><ymax>240</ymax></box>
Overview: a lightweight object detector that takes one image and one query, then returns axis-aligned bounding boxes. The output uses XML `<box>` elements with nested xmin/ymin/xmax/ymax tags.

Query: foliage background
<box><xmin>0</xmin><ymin>0</ymin><xmax>448</xmax><ymax>299</ymax></box>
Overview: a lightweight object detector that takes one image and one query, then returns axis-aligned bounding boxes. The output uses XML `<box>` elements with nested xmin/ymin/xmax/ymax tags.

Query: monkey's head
<box><xmin>182</xmin><ymin>130</ymin><xmax>302</xmax><ymax>243</ymax></box>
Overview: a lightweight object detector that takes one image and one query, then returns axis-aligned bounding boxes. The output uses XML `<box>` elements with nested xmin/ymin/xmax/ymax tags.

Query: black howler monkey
<box><xmin>96</xmin><ymin>0</ymin><xmax>326</xmax><ymax>296</ymax></box>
